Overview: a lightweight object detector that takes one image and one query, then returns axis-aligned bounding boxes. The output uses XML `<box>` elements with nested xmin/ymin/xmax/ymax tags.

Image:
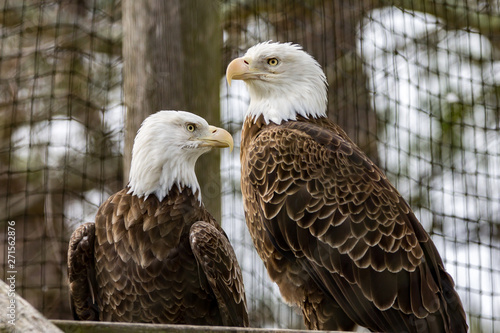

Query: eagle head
<box><xmin>226</xmin><ymin>41</ymin><xmax>327</xmax><ymax>124</ymax></box>
<box><xmin>127</xmin><ymin>110</ymin><xmax>233</xmax><ymax>202</ymax></box>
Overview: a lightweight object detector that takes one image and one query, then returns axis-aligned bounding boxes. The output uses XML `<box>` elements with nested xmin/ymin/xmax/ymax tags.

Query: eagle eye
<box><xmin>267</xmin><ymin>58</ymin><xmax>279</xmax><ymax>66</ymax></box>
<box><xmin>186</xmin><ymin>123</ymin><xmax>196</xmax><ymax>132</ymax></box>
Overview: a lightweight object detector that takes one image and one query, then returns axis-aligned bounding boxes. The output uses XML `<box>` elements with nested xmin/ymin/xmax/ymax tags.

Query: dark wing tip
<box><xmin>68</xmin><ymin>222</ymin><xmax>100</xmax><ymax>321</ymax></box>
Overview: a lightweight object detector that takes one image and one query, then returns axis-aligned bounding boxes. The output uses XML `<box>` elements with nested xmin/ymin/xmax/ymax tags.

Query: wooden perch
<box><xmin>0</xmin><ymin>278</ymin><xmax>63</xmax><ymax>333</ymax></box>
<box><xmin>52</xmin><ymin>320</ymin><xmax>349</xmax><ymax>333</ymax></box>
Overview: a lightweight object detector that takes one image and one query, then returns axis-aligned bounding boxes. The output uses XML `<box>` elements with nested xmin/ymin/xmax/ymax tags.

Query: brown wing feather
<box><xmin>241</xmin><ymin>116</ymin><xmax>467</xmax><ymax>332</ymax></box>
<box><xmin>68</xmin><ymin>222</ymin><xmax>99</xmax><ymax>321</ymax></box>
<box><xmin>92</xmin><ymin>187</ymin><xmax>247</xmax><ymax>325</ymax></box>
<box><xmin>190</xmin><ymin>222</ymin><xmax>249</xmax><ymax>327</ymax></box>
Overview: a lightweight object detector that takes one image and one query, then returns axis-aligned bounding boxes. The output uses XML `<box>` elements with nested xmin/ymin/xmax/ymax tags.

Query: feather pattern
<box><xmin>240</xmin><ymin>115</ymin><xmax>468</xmax><ymax>332</ymax></box>
<box><xmin>68</xmin><ymin>222</ymin><xmax>99</xmax><ymax>321</ymax></box>
<box><xmin>68</xmin><ymin>186</ymin><xmax>248</xmax><ymax>326</ymax></box>
<box><xmin>190</xmin><ymin>222</ymin><xmax>249</xmax><ymax>326</ymax></box>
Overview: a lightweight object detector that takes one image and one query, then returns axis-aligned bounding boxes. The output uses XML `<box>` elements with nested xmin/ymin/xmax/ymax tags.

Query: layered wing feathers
<box><xmin>69</xmin><ymin>187</ymin><xmax>250</xmax><ymax>326</ymax></box>
<box><xmin>67</xmin><ymin>222</ymin><xmax>100</xmax><ymax>321</ymax></box>
<box><xmin>242</xmin><ymin>118</ymin><xmax>467</xmax><ymax>332</ymax></box>
<box><xmin>94</xmin><ymin>189</ymin><xmax>217</xmax><ymax>323</ymax></box>
<box><xmin>190</xmin><ymin>222</ymin><xmax>249</xmax><ymax>327</ymax></box>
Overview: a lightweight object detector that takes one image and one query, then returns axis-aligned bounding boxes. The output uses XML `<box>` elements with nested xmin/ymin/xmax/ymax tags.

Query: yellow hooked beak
<box><xmin>226</xmin><ymin>57</ymin><xmax>252</xmax><ymax>86</ymax></box>
<box><xmin>199</xmin><ymin>126</ymin><xmax>234</xmax><ymax>152</ymax></box>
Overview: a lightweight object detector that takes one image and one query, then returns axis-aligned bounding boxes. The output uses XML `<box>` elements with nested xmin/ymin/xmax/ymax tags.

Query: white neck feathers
<box><xmin>245</xmin><ymin>83</ymin><xmax>327</xmax><ymax>125</ymax></box>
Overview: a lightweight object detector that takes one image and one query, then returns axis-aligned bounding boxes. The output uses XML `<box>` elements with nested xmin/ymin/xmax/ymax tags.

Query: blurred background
<box><xmin>0</xmin><ymin>0</ymin><xmax>499</xmax><ymax>332</ymax></box>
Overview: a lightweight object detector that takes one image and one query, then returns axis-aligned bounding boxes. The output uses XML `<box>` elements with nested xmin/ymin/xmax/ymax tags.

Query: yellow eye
<box><xmin>186</xmin><ymin>123</ymin><xmax>196</xmax><ymax>132</ymax></box>
<box><xmin>267</xmin><ymin>58</ymin><xmax>279</xmax><ymax>66</ymax></box>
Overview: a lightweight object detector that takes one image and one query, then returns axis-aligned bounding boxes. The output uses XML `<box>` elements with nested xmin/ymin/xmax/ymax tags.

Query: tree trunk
<box><xmin>123</xmin><ymin>0</ymin><xmax>222</xmax><ymax>221</ymax></box>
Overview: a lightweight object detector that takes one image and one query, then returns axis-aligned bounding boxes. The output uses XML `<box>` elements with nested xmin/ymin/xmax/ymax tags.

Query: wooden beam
<box><xmin>52</xmin><ymin>320</ymin><xmax>349</xmax><ymax>333</ymax></box>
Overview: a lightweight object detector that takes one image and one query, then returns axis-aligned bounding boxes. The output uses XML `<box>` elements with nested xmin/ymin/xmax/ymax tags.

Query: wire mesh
<box><xmin>0</xmin><ymin>0</ymin><xmax>499</xmax><ymax>332</ymax></box>
<box><xmin>0</xmin><ymin>0</ymin><xmax>123</xmax><ymax>319</ymax></box>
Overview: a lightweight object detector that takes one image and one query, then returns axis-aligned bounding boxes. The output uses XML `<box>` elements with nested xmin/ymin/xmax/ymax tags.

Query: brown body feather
<box><xmin>68</xmin><ymin>187</ymin><xmax>248</xmax><ymax>326</ymax></box>
<box><xmin>241</xmin><ymin>115</ymin><xmax>467</xmax><ymax>332</ymax></box>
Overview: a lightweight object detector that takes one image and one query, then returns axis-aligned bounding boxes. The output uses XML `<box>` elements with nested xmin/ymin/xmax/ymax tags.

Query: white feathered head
<box><xmin>226</xmin><ymin>42</ymin><xmax>327</xmax><ymax>124</ymax></box>
<box><xmin>127</xmin><ymin>111</ymin><xmax>233</xmax><ymax>202</ymax></box>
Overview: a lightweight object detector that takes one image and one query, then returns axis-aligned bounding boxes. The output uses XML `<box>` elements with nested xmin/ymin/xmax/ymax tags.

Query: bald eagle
<box><xmin>226</xmin><ymin>42</ymin><xmax>467</xmax><ymax>332</ymax></box>
<box><xmin>68</xmin><ymin>110</ymin><xmax>248</xmax><ymax>326</ymax></box>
